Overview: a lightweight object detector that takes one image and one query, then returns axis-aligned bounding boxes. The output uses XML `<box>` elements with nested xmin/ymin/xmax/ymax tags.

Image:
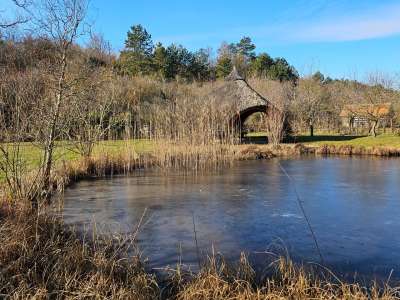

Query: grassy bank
<box><xmin>1</xmin><ymin>140</ymin><xmax>400</xmax><ymax>298</ymax></box>
<box><xmin>0</xmin><ymin>140</ymin><xmax>154</xmax><ymax>182</ymax></box>
<box><xmin>297</xmin><ymin>133</ymin><xmax>400</xmax><ymax>148</ymax></box>
<box><xmin>2</xmin><ymin>137</ymin><xmax>400</xmax><ymax>190</ymax></box>
<box><xmin>298</xmin><ymin>133</ymin><xmax>400</xmax><ymax>157</ymax></box>
<box><xmin>0</xmin><ymin>139</ymin><xmax>153</xmax><ymax>170</ymax></box>
<box><xmin>246</xmin><ymin>132</ymin><xmax>400</xmax><ymax>147</ymax></box>
<box><xmin>2</xmin><ymin>133</ymin><xmax>399</xmax><ymax>176</ymax></box>
<box><xmin>245</xmin><ymin>132</ymin><xmax>400</xmax><ymax>156</ymax></box>
<box><xmin>1</xmin><ymin>206</ymin><xmax>399</xmax><ymax>299</ymax></box>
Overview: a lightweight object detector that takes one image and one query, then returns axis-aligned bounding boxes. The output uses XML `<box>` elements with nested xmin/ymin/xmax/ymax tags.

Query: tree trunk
<box><xmin>391</xmin><ymin>118</ymin><xmax>394</xmax><ymax>133</ymax></box>
<box><xmin>349</xmin><ymin>117</ymin><xmax>354</xmax><ymax>134</ymax></box>
<box><xmin>42</xmin><ymin>51</ymin><xmax>67</xmax><ymax>193</ymax></box>
<box><xmin>309</xmin><ymin>123</ymin><xmax>314</xmax><ymax>137</ymax></box>
<box><xmin>370</xmin><ymin>120</ymin><xmax>378</xmax><ymax>137</ymax></box>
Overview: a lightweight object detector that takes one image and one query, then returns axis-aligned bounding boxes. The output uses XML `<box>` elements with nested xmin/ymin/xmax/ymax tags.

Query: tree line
<box><xmin>115</xmin><ymin>24</ymin><xmax>298</xmax><ymax>82</ymax></box>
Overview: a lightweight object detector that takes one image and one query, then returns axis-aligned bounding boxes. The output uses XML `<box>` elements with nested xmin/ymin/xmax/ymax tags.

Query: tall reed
<box><xmin>1</xmin><ymin>206</ymin><xmax>398</xmax><ymax>299</ymax></box>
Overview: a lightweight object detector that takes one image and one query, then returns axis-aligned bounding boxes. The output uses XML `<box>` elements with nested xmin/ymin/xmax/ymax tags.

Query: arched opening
<box><xmin>233</xmin><ymin>105</ymin><xmax>269</xmax><ymax>143</ymax></box>
<box><xmin>243</xmin><ymin>111</ymin><xmax>267</xmax><ymax>135</ymax></box>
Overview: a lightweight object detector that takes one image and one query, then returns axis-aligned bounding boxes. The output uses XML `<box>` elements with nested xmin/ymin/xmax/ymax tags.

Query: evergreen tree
<box><xmin>118</xmin><ymin>24</ymin><xmax>154</xmax><ymax>75</ymax></box>
<box><xmin>324</xmin><ymin>76</ymin><xmax>333</xmax><ymax>84</ymax></box>
<box><xmin>190</xmin><ymin>48</ymin><xmax>211</xmax><ymax>81</ymax></box>
<box><xmin>164</xmin><ymin>44</ymin><xmax>193</xmax><ymax>80</ymax></box>
<box><xmin>312</xmin><ymin>71</ymin><xmax>325</xmax><ymax>83</ymax></box>
<box><xmin>236</xmin><ymin>36</ymin><xmax>256</xmax><ymax>60</ymax></box>
<box><xmin>268</xmin><ymin>58</ymin><xmax>298</xmax><ymax>82</ymax></box>
<box><xmin>153</xmin><ymin>42</ymin><xmax>167</xmax><ymax>79</ymax></box>
<box><xmin>216</xmin><ymin>55</ymin><xmax>233</xmax><ymax>78</ymax></box>
<box><xmin>125</xmin><ymin>24</ymin><xmax>153</xmax><ymax>56</ymax></box>
<box><xmin>230</xmin><ymin>37</ymin><xmax>256</xmax><ymax>77</ymax></box>
<box><xmin>215</xmin><ymin>42</ymin><xmax>234</xmax><ymax>78</ymax></box>
<box><xmin>116</xmin><ymin>25</ymin><xmax>298</xmax><ymax>83</ymax></box>
<box><xmin>250</xmin><ymin>53</ymin><xmax>274</xmax><ymax>77</ymax></box>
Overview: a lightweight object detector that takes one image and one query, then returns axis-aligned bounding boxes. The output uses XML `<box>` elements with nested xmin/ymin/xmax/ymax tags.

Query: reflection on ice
<box><xmin>62</xmin><ymin>157</ymin><xmax>400</xmax><ymax>280</ymax></box>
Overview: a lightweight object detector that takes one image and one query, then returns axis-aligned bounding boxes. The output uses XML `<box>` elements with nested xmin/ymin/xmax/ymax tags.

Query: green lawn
<box><xmin>293</xmin><ymin>133</ymin><xmax>400</xmax><ymax>148</ymax></box>
<box><xmin>2</xmin><ymin>134</ymin><xmax>400</xmax><ymax>182</ymax></box>
<box><xmin>246</xmin><ymin>131</ymin><xmax>400</xmax><ymax>148</ymax></box>
<box><xmin>245</xmin><ymin>132</ymin><xmax>267</xmax><ymax>137</ymax></box>
<box><xmin>0</xmin><ymin>140</ymin><xmax>153</xmax><ymax>181</ymax></box>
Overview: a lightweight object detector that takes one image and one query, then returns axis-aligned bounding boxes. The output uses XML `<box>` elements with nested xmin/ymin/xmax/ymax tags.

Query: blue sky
<box><xmin>2</xmin><ymin>0</ymin><xmax>400</xmax><ymax>79</ymax></box>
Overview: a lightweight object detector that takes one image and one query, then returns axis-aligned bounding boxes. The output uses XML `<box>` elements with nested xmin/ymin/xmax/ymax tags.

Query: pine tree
<box><xmin>216</xmin><ymin>55</ymin><xmax>233</xmax><ymax>78</ymax></box>
<box><xmin>236</xmin><ymin>36</ymin><xmax>256</xmax><ymax>60</ymax></box>
<box><xmin>250</xmin><ymin>53</ymin><xmax>274</xmax><ymax>77</ymax></box>
<box><xmin>153</xmin><ymin>42</ymin><xmax>167</xmax><ymax>79</ymax></box>
<box><xmin>125</xmin><ymin>24</ymin><xmax>153</xmax><ymax>56</ymax></box>
<box><xmin>119</xmin><ymin>24</ymin><xmax>154</xmax><ymax>75</ymax></box>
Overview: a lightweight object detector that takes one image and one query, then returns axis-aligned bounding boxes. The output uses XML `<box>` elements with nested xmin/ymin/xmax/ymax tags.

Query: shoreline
<box><xmin>1</xmin><ymin>142</ymin><xmax>400</xmax><ymax>201</ymax></box>
<box><xmin>1</xmin><ymin>143</ymin><xmax>400</xmax><ymax>298</ymax></box>
<box><xmin>54</xmin><ymin>142</ymin><xmax>400</xmax><ymax>191</ymax></box>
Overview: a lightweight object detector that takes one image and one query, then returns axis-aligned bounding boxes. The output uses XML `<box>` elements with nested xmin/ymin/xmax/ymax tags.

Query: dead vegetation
<box><xmin>1</xmin><ymin>205</ymin><xmax>399</xmax><ymax>299</ymax></box>
<box><xmin>3</xmin><ymin>141</ymin><xmax>399</xmax><ymax>204</ymax></box>
<box><xmin>315</xmin><ymin>144</ymin><xmax>400</xmax><ymax>157</ymax></box>
<box><xmin>0</xmin><ymin>206</ymin><xmax>159</xmax><ymax>299</ymax></box>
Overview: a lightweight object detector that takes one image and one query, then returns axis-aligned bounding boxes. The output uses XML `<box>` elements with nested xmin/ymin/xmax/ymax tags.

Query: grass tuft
<box><xmin>1</xmin><ymin>206</ymin><xmax>399</xmax><ymax>299</ymax></box>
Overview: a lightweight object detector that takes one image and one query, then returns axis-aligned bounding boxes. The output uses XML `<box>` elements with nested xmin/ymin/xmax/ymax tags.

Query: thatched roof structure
<box><xmin>339</xmin><ymin>103</ymin><xmax>394</xmax><ymax>119</ymax></box>
<box><xmin>207</xmin><ymin>67</ymin><xmax>291</xmax><ymax>136</ymax></box>
<box><xmin>209</xmin><ymin>67</ymin><xmax>271</xmax><ymax>116</ymax></box>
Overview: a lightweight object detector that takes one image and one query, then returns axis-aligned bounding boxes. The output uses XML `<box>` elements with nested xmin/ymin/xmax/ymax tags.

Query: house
<box><xmin>339</xmin><ymin>103</ymin><xmax>394</xmax><ymax>130</ymax></box>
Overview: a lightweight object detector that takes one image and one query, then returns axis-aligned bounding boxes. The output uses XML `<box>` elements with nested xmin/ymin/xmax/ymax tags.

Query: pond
<box><xmin>62</xmin><ymin>157</ymin><xmax>400</xmax><ymax>280</ymax></box>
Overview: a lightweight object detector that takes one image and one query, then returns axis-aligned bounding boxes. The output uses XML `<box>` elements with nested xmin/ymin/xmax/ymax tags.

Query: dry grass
<box><xmin>0</xmin><ymin>142</ymin><xmax>344</xmax><ymax>203</ymax></box>
<box><xmin>2</xmin><ymin>141</ymin><xmax>398</xmax><ymax>206</ymax></box>
<box><xmin>175</xmin><ymin>256</ymin><xmax>398</xmax><ymax>300</ymax></box>
<box><xmin>0</xmin><ymin>206</ymin><xmax>159</xmax><ymax>299</ymax></box>
<box><xmin>53</xmin><ymin>143</ymin><xmax>313</xmax><ymax>193</ymax></box>
<box><xmin>236</xmin><ymin>143</ymin><xmax>311</xmax><ymax>160</ymax></box>
<box><xmin>1</xmin><ymin>206</ymin><xmax>399</xmax><ymax>299</ymax></box>
<box><xmin>314</xmin><ymin>144</ymin><xmax>400</xmax><ymax>157</ymax></box>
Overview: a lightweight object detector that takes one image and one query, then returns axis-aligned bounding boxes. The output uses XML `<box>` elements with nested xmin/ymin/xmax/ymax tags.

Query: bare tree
<box><xmin>0</xmin><ymin>1</ymin><xmax>31</xmax><ymax>29</ymax></box>
<box><xmin>343</xmin><ymin>73</ymin><xmax>397</xmax><ymax>137</ymax></box>
<box><xmin>63</xmin><ymin>69</ymin><xmax>116</xmax><ymax>158</ymax></box>
<box><xmin>264</xmin><ymin>81</ymin><xmax>292</xmax><ymax>144</ymax></box>
<box><xmin>364</xmin><ymin>74</ymin><xmax>396</xmax><ymax>137</ymax></box>
<box><xmin>27</xmin><ymin>0</ymin><xmax>89</xmax><ymax>193</ymax></box>
<box><xmin>0</xmin><ymin>65</ymin><xmax>43</xmax><ymax>202</ymax></box>
<box><xmin>265</xmin><ymin>106</ymin><xmax>286</xmax><ymax>145</ymax></box>
<box><xmin>248</xmin><ymin>78</ymin><xmax>293</xmax><ymax>144</ymax></box>
<box><xmin>294</xmin><ymin>77</ymin><xmax>328</xmax><ymax>136</ymax></box>
<box><xmin>86</xmin><ymin>32</ymin><xmax>113</xmax><ymax>65</ymax></box>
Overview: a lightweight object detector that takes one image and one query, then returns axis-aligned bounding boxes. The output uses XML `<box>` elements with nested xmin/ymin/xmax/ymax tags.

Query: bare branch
<box><xmin>0</xmin><ymin>0</ymin><xmax>31</xmax><ymax>29</ymax></box>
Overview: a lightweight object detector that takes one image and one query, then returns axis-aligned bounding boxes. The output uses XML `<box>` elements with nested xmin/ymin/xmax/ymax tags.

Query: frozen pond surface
<box><xmin>62</xmin><ymin>157</ymin><xmax>400</xmax><ymax>280</ymax></box>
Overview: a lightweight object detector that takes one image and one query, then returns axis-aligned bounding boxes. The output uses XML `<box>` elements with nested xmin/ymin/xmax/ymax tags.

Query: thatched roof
<box><xmin>209</xmin><ymin>67</ymin><xmax>270</xmax><ymax>112</ymax></box>
<box><xmin>339</xmin><ymin>103</ymin><xmax>394</xmax><ymax>118</ymax></box>
<box><xmin>225</xmin><ymin>66</ymin><xmax>244</xmax><ymax>81</ymax></box>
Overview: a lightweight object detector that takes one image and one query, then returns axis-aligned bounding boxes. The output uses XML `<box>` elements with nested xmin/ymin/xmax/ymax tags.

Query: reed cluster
<box><xmin>50</xmin><ymin>143</ymin><xmax>312</xmax><ymax>193</ymax></box>
<box><xmin>3</xmin><ymin>141</ymin><xmax>400</xmax><ymax>205</ymax></box>
<box><xmin>0</xmin><ymin>206</ymin><xmax>159</xmax><ymax>299</ymax></box>
<box><xmin>315</xmin><ymin>145</ymin><xmax>400</xmax><ymax>157</ymax></box>
<box><xmin>0</xmin><ymin>206</ymin><xmax>399</xmax><ymax>299</ymax></box>
<box><xmin>236</xmin><ymin>143</ymin><xmax>311</xmax><ymax>160</ymax></box>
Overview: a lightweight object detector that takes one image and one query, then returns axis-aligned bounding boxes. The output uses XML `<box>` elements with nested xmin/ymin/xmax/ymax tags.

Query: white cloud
<box><xmin>156</xmin><ymin>2</ymin><xmax>400</xmax><ymax>47</ymax></box>
<box><xmin>284</xmin><ymin>3</ymin><xmax>400</xmax><ymax>43</ymax></box>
